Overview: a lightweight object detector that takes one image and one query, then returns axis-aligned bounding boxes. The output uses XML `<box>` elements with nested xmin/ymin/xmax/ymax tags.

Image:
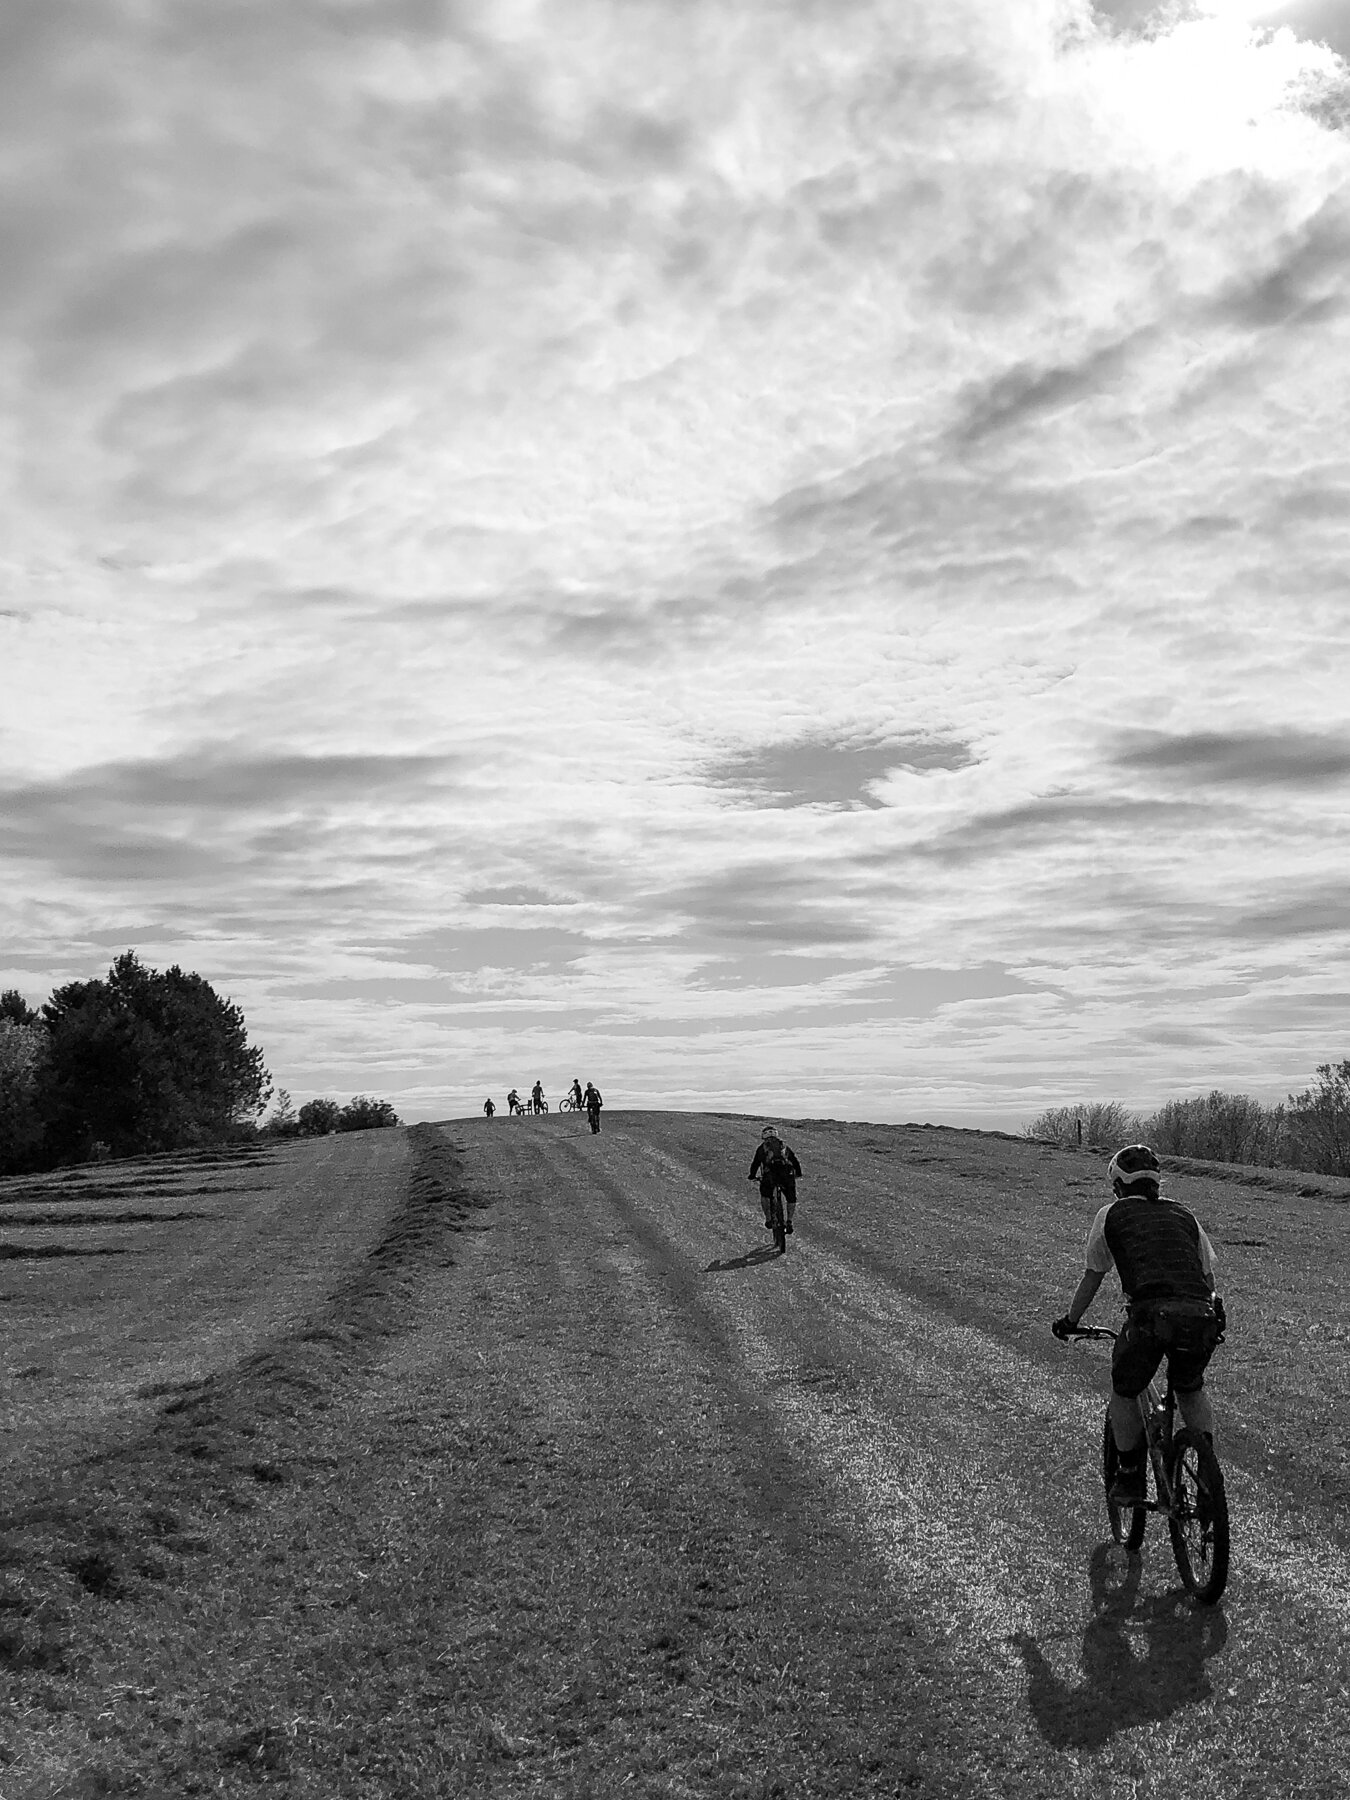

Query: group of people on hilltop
<box><xmin>484</xmin><ymin>1077</ymin><xmax>603</xmax><ymax>1132</ymax></box>
<box><xmin>569</xmin><ymin>1076</ymin><xmax>605</xmax><ymax>1132</ymax></box>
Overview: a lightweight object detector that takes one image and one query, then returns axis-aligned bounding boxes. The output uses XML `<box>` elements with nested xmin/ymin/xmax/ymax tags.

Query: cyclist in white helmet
<box><xmin>1053</xmin><ymin>1144</ymin><xmax>1225</xmax><ymax>1503</ymax></box>
<box><xmin>749</xmin><ymin>1124</ymin><xmax>803</xmax><ymax>1234</ymax></box>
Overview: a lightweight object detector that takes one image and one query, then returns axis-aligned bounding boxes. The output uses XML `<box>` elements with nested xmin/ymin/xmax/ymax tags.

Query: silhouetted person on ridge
<box><xmin>584</xmin><ymin>1081</ymin><xmax>603</xmax><ymax>1134</ymax></box>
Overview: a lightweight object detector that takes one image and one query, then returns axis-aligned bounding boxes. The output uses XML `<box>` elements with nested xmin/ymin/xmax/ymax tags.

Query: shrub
<box><xmin>1142</xmin><ymin>1091</ymin><xmax>1284</xmax><ymax>1167</ymax></box>
<box><xmin>1285</xmin><ymin>1061</ymin><xmax>1350</xmax><ymax>1177</ymax></box>
<box><xmin>1025</xmin><ymin>1101</ymin><xmax>1142</xmax><ymax>1147</ymax></box>
<box><xmin>297</xmin><ymin>1098</ymin><xmax>343</xmax><ymax>1137</ymax></box>
<box><xmin>338</xmin><ymin>1095</ymin><xmax>400</xmax><ymax>1132</ymax></box>
<box><xmin>260</xmin><ymin>1089</ymin><xmax>301</xmax><ymax>1139</ymax></box>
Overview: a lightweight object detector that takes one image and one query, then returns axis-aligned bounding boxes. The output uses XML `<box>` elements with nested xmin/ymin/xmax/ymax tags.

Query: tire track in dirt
<box><xmin>563</xmin><ymin>1124</ymin><xmax>1093</xmax><ymax>1778</ymax></box>
<box><xmin>465</xmin><ymin>1122</ymin><xmax>1079</xmax><ymax>1789</ymax></box>
<box><xmin>461</xmin><ymin>1113</ymin><xmax>1350</xmax><ymax>1800</ymax></box>
<box><xmin>448</xmin><ymin>1119</ymin><xmax>1025</xmax><ymax>1795</ymax></box>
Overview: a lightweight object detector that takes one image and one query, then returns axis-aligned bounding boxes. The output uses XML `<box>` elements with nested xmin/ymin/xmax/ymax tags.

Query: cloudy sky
<box><xmin>3</xmin><ymin>0</ymin><xmax>1349</xmax><ymax>1128</ymax></box>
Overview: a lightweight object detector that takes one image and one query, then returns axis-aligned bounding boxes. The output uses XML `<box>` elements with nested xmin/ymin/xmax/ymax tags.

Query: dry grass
<box><xmin>0</xmin><ymin>1130</ymin><xmax>409</xmax><ymax>1483</ymax></box>
<box><xmin>1</xmin><ymin>1116</ymin><xmax>1347</xmax><ymax>1797</ymax></box>
<box><xmin>0</xmin><ymin>1127</ymin><xmax>488</xmax><ymax>1796</ymax></box>
<box><xmin>768</xmin><ymin>1115</ymin><xmax>1350</xmax><ymax>1539</ymax></box>
<box><xmin>0</xmin><ymin>1124</ymin><xmax>956</xmax><ymax>1796</ymax></box>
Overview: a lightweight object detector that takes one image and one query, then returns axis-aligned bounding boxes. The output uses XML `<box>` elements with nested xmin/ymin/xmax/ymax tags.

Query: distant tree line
<box><xmin>0</xmin><ymin>953</ymin><xmax>400</xmax><ymax>1176</ymax></box>
<box><xmin>1027</xmin><ymin>1061</ymin><xmax>1350</xmax><ymax>1177</ymax></box>
<box><xmin>259</xmin><ymin>1090</ymin><xmax>400</xmax><ymax>1138</ymax></box>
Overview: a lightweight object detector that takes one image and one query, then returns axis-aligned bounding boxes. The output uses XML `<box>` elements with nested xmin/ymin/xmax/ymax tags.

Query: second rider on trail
<box><xmin>749</xmin><ymin>1124</ymin><xmax>803</xmax><ymax>1235</ymax></box>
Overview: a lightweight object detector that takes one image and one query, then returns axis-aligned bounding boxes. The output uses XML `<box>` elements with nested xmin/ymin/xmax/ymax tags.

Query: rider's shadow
<box><xmin>1011</xmin><ymin>1542</ymin><xmax>1228</xmax><ymax>1752</ymax></box>
<box><xmin>705</xmin><ymin>1243</ymin><xmax>782</xmax><ymax>1272</ymax></box>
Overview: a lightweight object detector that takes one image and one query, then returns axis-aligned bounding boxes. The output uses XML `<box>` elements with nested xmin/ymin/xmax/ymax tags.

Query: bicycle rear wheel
<box><xmin>1167</xmin><ymin>1428</ymin><xmax>1229</xmax><ymax>1604</ymax></box>
<box><xmin>1101</xmin><ymin>1410</ymin><xmax>1147</xmax><ymax>1550</ymax></box>
<box><xmin>772</xmin><ymin>1187</ymin><xmax>786</xmax><ymax>1254</ymax></box>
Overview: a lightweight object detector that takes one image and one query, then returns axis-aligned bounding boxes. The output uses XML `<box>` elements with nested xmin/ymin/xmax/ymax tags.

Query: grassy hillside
<box><xmin>2</xmin><ymin>1114</ymin><xmax>1347</xmax><ymax>1797</ymax></box>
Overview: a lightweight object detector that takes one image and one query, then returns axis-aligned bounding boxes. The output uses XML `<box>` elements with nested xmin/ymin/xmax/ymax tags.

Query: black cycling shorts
<box><xmin>1111</xmin><ymin>1302</ymin><xmax>1218</xmax><ymax>1398</ymax></box>
<box><xmin>759</xmin><ymin>1167</ymin><xmax>796</xmax><ymax>1202</ymax></box>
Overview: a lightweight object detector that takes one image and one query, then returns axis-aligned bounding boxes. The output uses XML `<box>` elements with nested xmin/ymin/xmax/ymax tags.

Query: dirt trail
<box><xmin>441</xmin><ymin>1110</ymin><xmax>1350</xmax><ymax>1798</ymax></box>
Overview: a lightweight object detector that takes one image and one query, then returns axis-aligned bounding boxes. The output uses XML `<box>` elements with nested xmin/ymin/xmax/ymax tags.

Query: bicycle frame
<box><xmin>748</xmin><ymin>1173</ymin><xmax>788</xmax><ymax>1253</ymax></box>
<box><xmin>1063</xmin><ymin>1319</ymin><xmax>1229</xmax><ymax>1602</ymax></box>
<box><xmin>1132</xmin><ymin>1366</ymin><xmax>1179</xmax><ymax>1515</ymax></box>
<box><xmin>1072</xmin><ymin>1325</ymin><xmax>1180</xmax><ymax>1516</ymax></box>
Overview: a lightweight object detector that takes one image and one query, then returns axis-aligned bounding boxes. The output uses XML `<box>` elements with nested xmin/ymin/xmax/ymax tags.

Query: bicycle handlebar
<box><xmin>1056</xmin><ymin>1322</ymin><xmax>1119</xmax><ymax>1342</ymax></box>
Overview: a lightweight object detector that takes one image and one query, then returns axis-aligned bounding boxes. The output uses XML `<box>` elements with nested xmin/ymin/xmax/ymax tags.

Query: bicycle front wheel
<box><xmin>1102</xmin><ymin>1410</ymin><xmax>1147</xmax><ymax>1551</ymax></box>
<box><xmin>1167</xmin><ymin>1428</ymin><xmax>1229</xmax><ymax>1605</ymax></box>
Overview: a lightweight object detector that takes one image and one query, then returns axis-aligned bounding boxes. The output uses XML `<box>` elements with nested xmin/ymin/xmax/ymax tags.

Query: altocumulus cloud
<box><xmin>0</xmin><ymin>748</ymin><xmax>454</xmax><ymax>880</ymax></box>
<box><xmin>1114</xmin><ymin>728</ymin><xmax>1350</xmax><ymax>787</ymax></box>
<box><xmin>3</xmin><ymin>0</ymin><xmax>1350</xmax><ymax>1124</ymax></box>
<box><xmin>705</xmin><ymin>735</ymin><xmax>977</xmax><ymax>811</ymax></box>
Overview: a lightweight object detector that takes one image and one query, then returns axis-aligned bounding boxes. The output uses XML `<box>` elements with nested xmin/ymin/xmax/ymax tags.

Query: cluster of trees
<box><xmin>1028</xmin><ymin>1061</ymin><xmax>1350</xmax><ymax>1177</ymax></box>
<box><xmin>0</xmin><ymin>954</ymin><xmax>271</xmax><ymax>1174</ymax></box>
<box><xmin>0</xmin><ymin>953</ymin><xmax>400</xmax><ymax>1175</ymax></box>
<box><xmin>260</xmin><ymin>1090</ymin><xmax>400</xmax><ymax>1138</ymax></box>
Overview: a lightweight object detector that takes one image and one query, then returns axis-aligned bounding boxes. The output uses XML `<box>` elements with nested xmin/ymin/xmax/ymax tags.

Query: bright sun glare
<box><xmin>1194</xmin><ymin>0</ymin><xmax>1293</xmax><ymax>16</ymax></box>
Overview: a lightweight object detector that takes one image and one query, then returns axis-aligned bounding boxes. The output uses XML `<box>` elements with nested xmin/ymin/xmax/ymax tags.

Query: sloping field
<box><xmin>1</xmin><ymin>1130</ymin><xmax>411</xmax><ymax>1480</ymax></box>
<box><xmin>1</xmin><ymin>1114</ymin><xmax>1347</xmax><ymax>1797</ymax></box>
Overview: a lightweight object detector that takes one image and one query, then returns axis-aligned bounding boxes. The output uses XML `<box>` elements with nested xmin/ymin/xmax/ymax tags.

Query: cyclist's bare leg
<box><xmin>1109</xmin><ymin>1391</ymin><xmax>1146</xmax><ymax>1453</ymax></box>
<box><xmin>1177</xmin><ymin>1386</ymin><xmax>1215</xmax><ymax>1440</ymax></box>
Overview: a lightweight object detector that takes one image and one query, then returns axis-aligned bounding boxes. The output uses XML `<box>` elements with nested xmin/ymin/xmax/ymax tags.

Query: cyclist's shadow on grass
<box><xmin>705</xmin><ymin>1242</ymin><xmax>783</xmax><ymax>1272</ymax></box>
<box><xmin>1011</xmin><ymin>1541</ymin><xmax>1228</xmax><ymax>1752</ymax></box>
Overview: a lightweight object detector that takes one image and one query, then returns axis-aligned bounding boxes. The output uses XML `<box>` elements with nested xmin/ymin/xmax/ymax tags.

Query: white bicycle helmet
<box><xmin>1107</xmin><ymin>1143</ymin><xmax>1161</xmax><ymax>1194</ymax></box>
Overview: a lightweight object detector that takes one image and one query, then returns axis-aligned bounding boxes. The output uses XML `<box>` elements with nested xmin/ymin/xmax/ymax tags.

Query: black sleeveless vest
<box><xmin>1103</xmin><ymin>1194</ymin><xmax>1210</xmax><ymax>1304</ymax></box>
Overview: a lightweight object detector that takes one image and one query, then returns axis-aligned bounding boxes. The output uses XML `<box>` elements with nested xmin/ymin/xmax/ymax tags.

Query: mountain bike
<box><xmin>559</xmin><ymin>1096</ymin><xmax>578</xmax><ymax>1112</ymax></box>
<box><xmin>749</xmin><ymin>1176</ymin><xmax>789</xmax><ymax>1254</ymax></box>
<box><xmin>1062</xmin><ymin>1324</ymin><xmax>1229</xmax><ymax>1605</ymax></box>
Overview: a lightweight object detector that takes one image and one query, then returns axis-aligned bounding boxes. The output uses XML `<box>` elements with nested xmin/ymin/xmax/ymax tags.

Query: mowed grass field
<box><xmin>1</xmin><ymin>1115</ymin><xmax>1348</xmax><ymax>1798</ymax></box>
